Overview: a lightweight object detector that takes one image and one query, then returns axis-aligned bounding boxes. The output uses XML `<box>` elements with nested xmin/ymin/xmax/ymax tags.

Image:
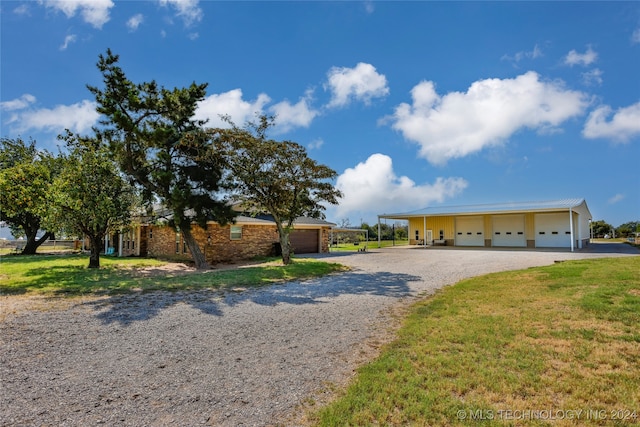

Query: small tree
<box><xmin>212</xmin><ymin>116</ymin><xmax>342</xmax><ymax>265</ymax></box>
<box><xmin>88</xmin><ymin>50</ymin><xmax>235</xmax><ymax>269</ymax></box>
<box><xmin>0</xmin><ymin>137</ymin><xmax>58</xmax><ymax>254</ymax></box>
<box><xmin>360</xmin><ymin>222</ymin><xmax>377</xmax><ymax>241</ymax></box>
<box><xmin>52</xmin><ymin>132</ymin><xmax>135</xmax><ymax>268</ymax></box>
<box><xmin>616</xmin><ymin>221</ymin><xmax>639</xmax><ymax>238</ymax></box>
<box><xmin>590</xmin><ymin>220</ymin><xmax>613</xmax><ymax>238</ymax></box>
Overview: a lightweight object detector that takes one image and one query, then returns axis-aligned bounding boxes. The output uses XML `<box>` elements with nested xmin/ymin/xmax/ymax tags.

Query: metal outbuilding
<box><xmin>378</xmin><ymin>198</ymin><xmax>593</xmax><ymax>251</ymax></box>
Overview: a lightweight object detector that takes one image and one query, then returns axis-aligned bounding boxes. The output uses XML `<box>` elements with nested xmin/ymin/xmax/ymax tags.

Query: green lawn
<box><xmin>331</xmin><ymin>239</ymin><xmax>409</xmax><ymax>252</ymax></box>
<box><xmin>312</xmin><ymin>256</ymin><xmax>640</xmax><ymax>426</ymax></box>
<box><xmin>0</xmin><ymin>254</ymin><xmax>347</xmax><ymax>296</ymax></box>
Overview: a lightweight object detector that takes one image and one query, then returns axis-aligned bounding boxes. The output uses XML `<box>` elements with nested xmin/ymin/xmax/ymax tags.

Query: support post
<box><xmin>423</xmin><ymin>216</ymin><xmax>427</xmax><ymax>247</ymax></box>
<box><xmin>569</xmin><ymin>208</ymin><xmax>574</xmax><ymax>252</ymax></box>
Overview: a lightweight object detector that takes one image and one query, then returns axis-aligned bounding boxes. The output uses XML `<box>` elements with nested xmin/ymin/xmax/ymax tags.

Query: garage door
<box><xmin>455</xmin><ymin>216</ymin><xmax>485</xmax><ymax>246</ymax></box>
<box><xmin>290</xmin><ymin>229</ymin><xmax>319</xmax><ymax>254</ymax></box>
<box><xmin>492</xmin><ymin>215</ymin><xmax>526</xmax><ymax>247</ymax></box>
<box><xmin>535</xmin><ymin>213</ymin><xmax>571</xmax><ymax>248</ymax></box>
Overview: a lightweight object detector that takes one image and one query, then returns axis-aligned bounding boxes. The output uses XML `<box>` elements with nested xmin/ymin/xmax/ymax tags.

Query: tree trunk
<box><xmin>276</xmin><ymin>224</ymin><xmax>292</xmax><ymax>265</ymax></box>
<box><xmin>21</xmin><ymin>230</ymin><xmax>53</xmax><ymax>255</ymax></box>
<box><xmin>181</xmin><ymin>225</ymin><xmax>209</xmax><ymax>270</ymax></box>
<box><xmin>88</xmin><ymin>235</ymin><xmax>102</xmax><ymax>269</ymax></box>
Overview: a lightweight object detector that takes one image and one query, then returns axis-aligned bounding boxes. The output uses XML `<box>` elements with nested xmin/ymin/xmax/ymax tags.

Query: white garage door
<box><xmin>455</xmin><ymin>216</ymin><xmax>485</xmax><ymax>246</ymax></box>
<box><xmin>535</xmin><ymin>213</ymin><xmax>571</xmax><ymax>248</ymax></box>
<box><xmin>492</xmin><ymin>215</ymin><xmax>526</xmax><ymax>247</ymax></box>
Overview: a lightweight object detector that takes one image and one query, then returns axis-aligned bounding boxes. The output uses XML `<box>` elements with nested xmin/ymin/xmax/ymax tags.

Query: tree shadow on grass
<box><xmin>86</xmin><ymin>270</ymin><xmax>420</xmax><ymax>326</ymax></box>
<box><xmin>4</xmin><ymin>264</ymin><xmax>137</xmax><ymax>295</ymax></box>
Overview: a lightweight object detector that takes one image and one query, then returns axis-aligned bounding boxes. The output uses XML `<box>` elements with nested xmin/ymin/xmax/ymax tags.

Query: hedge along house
<box><xmin>378</xmin><ymin>199</ymin><xmax>592</xmax><ymax>251</ymax></box>
<box><xmin>140</xmin><ymin>214</ymin><xmax>335</xmax><ymax>264</ymax></box>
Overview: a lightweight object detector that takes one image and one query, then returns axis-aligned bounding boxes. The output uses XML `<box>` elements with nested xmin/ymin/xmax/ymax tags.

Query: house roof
<box><xmin>234</xmin><ymin>215</ymin><xmax>276</xmax><ymax>225</ymax></box>
<box><xmin>141</xmin><ymin>207</ymin><xmax>335</xmax><ymax>228</ymax></box>
<box><xmin>291</xmin><ymin>217</ymin><xmax>337</xmax><ymax>227</ymax></box>
<box><xmin>379</xmin><ymin>198</ymin><xmax>590</xmax><ymax>219</ymax></box>
<box><xmin>251</xmin><ymin>213</ymin><xmax>336</xmax><ymax>227</ymax></box>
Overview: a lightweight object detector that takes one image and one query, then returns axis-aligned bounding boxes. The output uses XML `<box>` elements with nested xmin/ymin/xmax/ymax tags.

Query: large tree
<box><xmin>212</xmin><ymin>116</ymin><xmax>342</xmax><ymax>265</ymax></box>
<box><xmin>616</xmin><ymin>221</ymin><xmax>639</xmax><ymax>237</ymax></box>
<box><xmin>590</xmin><ymin>220</ymin><xmax>613</xmax><ymax>238</ymax></box>
<box><xmin>52</xmin><ymin>132</ymin><xmax>135</xmax><ymax>268</ymax></box>
<box><xmin>88</xmin><ymin>50</ymin><xmax>235</xmax><ymax>269</ymax></box>
<box><xmin>0</xmin><ymin>137</ymin><xmax>58</xmax><ymax>254</ymax></box>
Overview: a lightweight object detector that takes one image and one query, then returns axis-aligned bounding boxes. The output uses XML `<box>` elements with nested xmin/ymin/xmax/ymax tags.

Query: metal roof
<box><xmin>380</xmin><ymin>198</ymin><xmax>588</xmax><ymax>219</ymax></box>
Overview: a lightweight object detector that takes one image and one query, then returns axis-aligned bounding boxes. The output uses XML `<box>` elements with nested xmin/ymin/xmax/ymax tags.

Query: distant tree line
<box><xmin>591</xmin><ymin>220</ymin><xmax>639</xmax><ymax>238</ymax></box>
<box><xmin>332</xmin><ymin>219</ymin><xmax>407</xmax><ymax>243</ymax></box>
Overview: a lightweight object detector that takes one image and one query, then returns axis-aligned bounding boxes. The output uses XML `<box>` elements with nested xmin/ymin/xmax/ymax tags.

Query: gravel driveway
<box><xmin>1</xmin><ymin>242</ymin><xmax>637</xmax><ymax>426</ymax></box>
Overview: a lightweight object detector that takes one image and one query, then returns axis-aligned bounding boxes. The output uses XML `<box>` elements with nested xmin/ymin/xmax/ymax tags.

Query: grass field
<box><xmin>0</xmin><ymin>254</ymin><xmax>347</xmax><ymax>296</ymax></box>
<box><xmin>312</xmin><ymin>256</ymin><xmax>640</xmax><ymax>426</ymax></box>
<box><xmin>330</xmin><ymin>239</ymin><xmax>409</xmax><ymax>252</ymax></box>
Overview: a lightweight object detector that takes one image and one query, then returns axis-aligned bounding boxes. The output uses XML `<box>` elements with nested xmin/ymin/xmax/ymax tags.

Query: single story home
<box><xmin>378</xmin><ymin>198</ymin><xmax>592</xmax><ymax>251</ymax></box>
<box><xmin>108</xmin><ymin>212</ymin><xmax>335</xmax><ymax>263</ymax></box>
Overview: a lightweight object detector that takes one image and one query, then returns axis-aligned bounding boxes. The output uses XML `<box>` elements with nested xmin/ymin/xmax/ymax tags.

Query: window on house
<box><xmin>176</xmin><ymin>232</ymin><xmax>180</xmax><ymax>253</ymax></box>
<box><xmin>149</xmin><ymin>228</ymin><xmax>153</xmax><ymax>239</ymax></box>
<box><xmin>439</xmin><ymin>230</ymin><xmax>444</xmax><ymax>240</ymax></box>
<box><xmin>230</xmin><ymin>225</ymin><xmax>242</xmax><ymax>240</ymax></box>
<box><xmin>415</xmin><ymin>230</ymin><xmax>419</xmax><ymax>239</ymax></box>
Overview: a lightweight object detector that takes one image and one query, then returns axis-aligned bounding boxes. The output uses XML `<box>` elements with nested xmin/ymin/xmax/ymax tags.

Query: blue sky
<box><xmin>1</xmin><ymin>1</ymin><xmax>639</xmax><ymax>228</ymax></box>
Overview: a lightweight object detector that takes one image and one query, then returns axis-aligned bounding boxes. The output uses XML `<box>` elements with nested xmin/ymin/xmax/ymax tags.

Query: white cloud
<box><xmin>6</xmin><ymin>100</ymin><xmax>100</xmax><ymax>135</ymax></box>
<box><xmin>389</xmin><ymin>71</ymin><xmax>589</xmax><ymax>165</ymax></box>
<box><xmin>364</xmin><ymin>1</ymin><xmax>375</xmax><ymax>14</ymax></box>
<box><xmin>582</xmin><ymin>102</ymin><xmax>640</xmax><ymax>143</ymax></box>
<box><xmin>608</xmin><ymin>194</ymin><xmax>625</xmax><ymax>204</ymax></box>
<box><xmin>158</xmin><ymin>0</ymin><xmax>203</xmax><ymax>27</ymax></box>
<box><xmin>59</xmin><ymin>34</ymin><xmax>77</xmax><ymax>50</ymax></box>
<box><xmin>308</xmin><ymin>138</ymin><xmax>324</xmax><ymax>150</ymax></box>
<box><xmin>333</xmin><ymin>153</ymin><xmax>468</xmax><ymax>218</ymax></box>
<box><xmin>0</xmin><ymin>94</ymin><xmax>36</xmax><ymax>111</ymax></box>
<box><xmin>581</xmin><ymin>68</ymin><xmax>603</xmax><ymax>86</ymax></box>
<box><xmin>13</xmin><ymin>4</ymin><xmax>30</xmax><ymax>15</ymax></box>
<box><xmin>564</xmin><ymin>46</ymin><xmax>598</xmax><ymax>67</ymax></box>
<box><xmin>127</xmin><ymin>14</ymin><xmax>144</xmax><ymax>31</ymax></box>
<box><xmin>501</xmin><ymin>44</ymin><xmax>543</xmax><ymax>65</ymax></box>
<box><xmin>195</xmin><ymin>89</ymin><xmax>271</xmax><ymax>128</ymax></box>
<box><xmin>325</xmin><ymin>63</ymin><xmax>389</xmax><ymax>108</ymax></box>
<box><xmin>631</xmin><ymin>28</ymin><xmax>640</xmax><ymax>44</ymax></box>
<box><xmin>40</xmin><ymin>0</ymin><xmax>114</xmax><ymax>29</ymax></box>
<box><xmin>269</xmin><ymin>92</ymin><xmax>319</xmax><ymax>133</ymax></box>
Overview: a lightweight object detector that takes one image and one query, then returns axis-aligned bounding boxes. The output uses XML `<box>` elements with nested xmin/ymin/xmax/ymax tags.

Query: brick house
<box><xmin>109</xmin><ymin>213</ymin><xmax>335</xmax><ymax>264</ymax></box>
